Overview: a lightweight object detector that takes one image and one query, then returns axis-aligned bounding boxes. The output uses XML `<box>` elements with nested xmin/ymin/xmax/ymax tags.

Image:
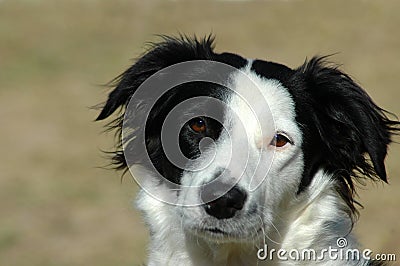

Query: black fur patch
<box><xmin>96</xmin><ymin>35</ymin><xmax>247</xmax><ymax>184</ymax></box>
<box><xmin>253</xmin><ymin>56</ymin><xmax>399</xmax><ymax>217</ymax></box>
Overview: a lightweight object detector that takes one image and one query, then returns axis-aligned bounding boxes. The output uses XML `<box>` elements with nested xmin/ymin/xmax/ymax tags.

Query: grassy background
<box><xmin>0</xmin><ymin>0</ymin><xmax>399</xmax><ymax>265</ymax></box>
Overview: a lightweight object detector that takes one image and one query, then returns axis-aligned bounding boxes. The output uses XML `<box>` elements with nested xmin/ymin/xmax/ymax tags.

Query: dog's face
<box><xmin>97</xmin><ymin>36</ymin><xmax>398</xmax><ymax>244</ymax></box>
<box><xmin>174</xmin><ymin>70</ymin><xmax>305</xmax><ymax>242</ymax></box>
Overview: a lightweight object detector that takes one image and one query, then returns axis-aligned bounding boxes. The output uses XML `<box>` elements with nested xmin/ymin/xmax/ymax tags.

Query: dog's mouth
<box><xmin>195</xmin><ymin>227</ymin><xmax>237</xmax><ymax>241</ymax></box>
<box><xmin>193</xmin><ymin>225</ymin><xmax>263</xmax><ymax>242</ymax></box>
<box><xmin>183</xmin><ymin>205</ymin><xmax>266</xmax><ymax>242</ymax></box>
<box><xmin>204</xmin><ymin>227</ymin><xmax>229</xmax><ymax>235</ymax></box>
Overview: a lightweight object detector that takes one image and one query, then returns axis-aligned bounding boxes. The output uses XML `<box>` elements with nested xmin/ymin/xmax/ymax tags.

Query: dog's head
<box><xmin>97</xmin><ymin>36</ymin><xmax>398</xmax><ymax>243</ymax></box>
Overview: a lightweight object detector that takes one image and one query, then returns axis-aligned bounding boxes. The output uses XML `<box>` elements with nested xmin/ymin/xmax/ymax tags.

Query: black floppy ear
<box><xmin>96</xmin><ymin>35</ymin><xmax>215</xmax><ymax>121</ymax></box>
<box><xmin>298</xmin><ymin>57</ymin><xmax>399</xmax><ymax>183</ymax></box>
<box><xmin>96</xmin><ymin>35</ymin><xmax>216</xmax><ymax>170</ymax></box>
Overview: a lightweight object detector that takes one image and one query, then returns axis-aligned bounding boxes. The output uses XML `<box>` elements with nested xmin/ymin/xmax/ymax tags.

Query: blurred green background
<box><xmin>0</xmin><ymin>0</ymin><xmax>399</xmax><ymax>265</ymax></box>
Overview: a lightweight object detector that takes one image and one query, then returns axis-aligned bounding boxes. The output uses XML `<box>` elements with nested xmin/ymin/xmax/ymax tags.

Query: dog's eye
<box><xmin>189</xmin><ymin>117</ymin><xmax>206</xmax><ymax>133</ymax></box>
<box><xmin>270</xmin><ymin>133</ymin><xmax>291</xmax><ymax>148</ymax></box>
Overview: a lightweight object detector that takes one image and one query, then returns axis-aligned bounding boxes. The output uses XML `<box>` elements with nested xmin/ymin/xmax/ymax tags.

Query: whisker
<box><xmin>257</xmin><ymin>214</ymin><xmax>281</xmax><ymax>245</ymax></box>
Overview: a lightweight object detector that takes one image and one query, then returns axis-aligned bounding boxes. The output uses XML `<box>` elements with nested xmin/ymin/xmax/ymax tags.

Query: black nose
<box><xmin>201</xmin><ymin>182</ymin><xmax>247</xmax><ymax>220</ymax></box>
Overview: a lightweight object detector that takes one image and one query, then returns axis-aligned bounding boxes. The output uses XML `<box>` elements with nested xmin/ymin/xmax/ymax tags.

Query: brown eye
<box><xmin>189</xmin><ymin>117</ymin><xmax>206</xmax><ymax>133</ymax></box>
<box><xmin>270</xmin><ymin>133</ymin><xmax>291</xmax><ymax>148</ymax></box>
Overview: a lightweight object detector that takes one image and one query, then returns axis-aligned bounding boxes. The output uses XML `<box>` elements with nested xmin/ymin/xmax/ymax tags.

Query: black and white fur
<box><xmin>97</xmin><ymin>36</ymin><xmax>399</xmax><ymax>266</ymax></box>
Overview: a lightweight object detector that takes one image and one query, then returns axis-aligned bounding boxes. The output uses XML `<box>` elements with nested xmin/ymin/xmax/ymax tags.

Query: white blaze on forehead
<box><xmin>226</xmin><ymin>63</ymin><xmax>299</xmax><ymax>149</ymax></box>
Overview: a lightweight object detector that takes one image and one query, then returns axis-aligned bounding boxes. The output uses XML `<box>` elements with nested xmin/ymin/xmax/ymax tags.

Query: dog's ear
<box><xmin>298</xmin><ymin>57</ymin><xmax>399</xmax><ymax>183</ymax></box>
<box><xmin>96</xmin><ymin>35</ymin><xmax>216</xmax><ymax>121</ymax></box>
<box><xmin>96</xmin><ymin>35</ymin><xmax>216</xmax><ymax>170</ymax></box>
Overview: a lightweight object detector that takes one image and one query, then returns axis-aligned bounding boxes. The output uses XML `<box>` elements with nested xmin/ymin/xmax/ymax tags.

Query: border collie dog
<box><xmin>97</xmin><ymin>36</ymin><xmax>398</xmax><ymax>265</ymax></box>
